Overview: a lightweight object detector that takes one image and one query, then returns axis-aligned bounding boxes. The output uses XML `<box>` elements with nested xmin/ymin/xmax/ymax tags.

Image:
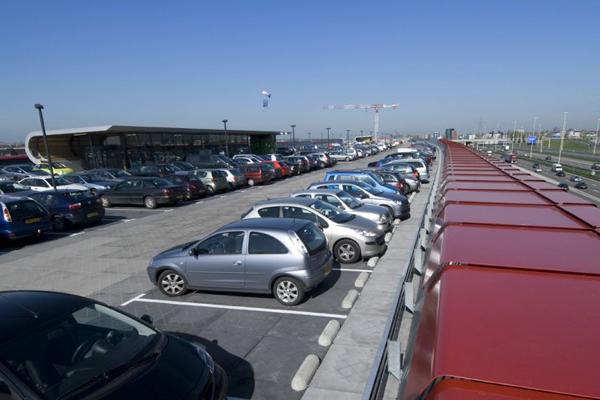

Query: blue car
<box><xmin>0</xmin><ymin>195</ymin><xmax>52</xmax><ymax>241</ymax></box>
<box><xmin>324</xmin><ymin>170</ymin><xmax>402</xmax><ymax>195</ymax></box>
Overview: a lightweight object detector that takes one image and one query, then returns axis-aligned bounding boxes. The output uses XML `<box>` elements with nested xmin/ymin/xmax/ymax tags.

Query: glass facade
<box><xmin>27</xmin><ymin>130</ymin><xmax>276</xmax><ymax>170</ymax></box>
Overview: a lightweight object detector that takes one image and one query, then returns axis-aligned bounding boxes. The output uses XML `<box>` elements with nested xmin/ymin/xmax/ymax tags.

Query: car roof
<box><xmin>222</xmin><ymin>217</ymin><xmax>309</xmax><ymax>231</ymax></box>
<box><xmin>0</xmin><ymin>291</ymin><xmax>92</xmax><ymax>343</ymax></box>
<box><xmin>309</xmin><ymin>180</ymin><xmax>367</xmax><ymax>187</ymax></box>
<box><xmin>294</xmin><ymin>189</ymin><xmax>343</xmax><ymax>196</ymax></box>
<box><xmin>254</xmin><ymin>197</ymin><xmax>316</xmax><ymax>207</ymax></box>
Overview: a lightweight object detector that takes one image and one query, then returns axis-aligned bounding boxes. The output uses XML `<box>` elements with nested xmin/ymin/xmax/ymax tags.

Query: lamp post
<box><xmin>558</xmin><ymin>112</ymin><xmax>567</xmax><ymax>164</ymax></box>
<box><xmin>346</xmin><ymin>129</ymin><xmax>350</xmax><ymax>146</ymax></box>
<box><xmin>594</xmin><ymin>118</ymin><xmax>599</xmax><ymax>155</ymax></box>
<box><xmin>290</xmin><ymin>124</ymin><xmax>296</xmax><ymax>150</ymax></box>
<box><xmin>529</xmin><ymin>116</ymin><xmax>537</xmax><ymax>159</ymax></box>
<box><xmin>326</xmin><ymin>127</ymin><xmax>331</xmax><ymax>149</ymax></box>
<box><xmin>222</xmin><ymin>119</ymin><xmax>229</xmax><ymax>157</ymax></box>
<box><xmin>308</xmin><ymin>132</ymin><xmax>312</xmax><ymax>144</ymax></box>
<box><xmin>34</xmin><ymin>104</ymin><xmax>57</xmax><ymax>190</ymax></box>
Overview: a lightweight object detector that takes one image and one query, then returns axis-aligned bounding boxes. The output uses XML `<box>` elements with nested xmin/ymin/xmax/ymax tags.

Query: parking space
<box><xmin>0</xmin><ymin>149</ymin><xmax>427</xmax><ymax>399</ymax></box>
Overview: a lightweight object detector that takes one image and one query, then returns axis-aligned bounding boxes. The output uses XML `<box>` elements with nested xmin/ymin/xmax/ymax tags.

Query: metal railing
<box><xmin>362</xmin><ymin>147</ymin><xmax>442</xmax><ymax>400</ymax></box>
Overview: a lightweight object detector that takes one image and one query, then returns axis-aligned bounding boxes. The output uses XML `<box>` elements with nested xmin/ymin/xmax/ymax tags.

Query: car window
<box><xmin>315</xmin><ymin>194</ymin><xmax>342</xmax><ymax>207</ymax></box>
<box><xmin>116</xmin><ymin>181</ymin><xmax>134</xmax><ymax>190</ymax></box>
<box><xmin>257</xmin><ymin>206</ymin><xmax>280</xmax><ymax>218</ymax></box>
<box><xmin>282</xmin><ymin>206</ymin><xmax>317</xmax><ymax>222</ymax></box>
<box><xmin>295</xmin><ymin>223</ymin><xmax>326</xmax><ymax>255</ymax></box>
<box><xmin>7</xmin><ymin>200</ymin><xmax>46</xmax><ymax>219</ymax></box>
<box><xmin>248</xmin><ymin>232</ymin><xmax>288</xmax><ymax>254</ymax></box>
<box><xmin>196</xmin><ymin>231</ymin><xmax>244</xmax><ymax>255</ymax></box>
<box><xmin>295</xmin><ymin>194</ymin><xmax>312</xmax><ymax>199</ymax></box>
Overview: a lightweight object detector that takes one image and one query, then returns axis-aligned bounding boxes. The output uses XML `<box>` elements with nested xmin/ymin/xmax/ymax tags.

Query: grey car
<box><xmin>147</xmin><ymin>218</ymin><xmax>332</xmax><ymax>305</ymax></box>
<box><xmin>291</xmin><ymin>189</ymin><xmax>393</xmax><ymax>233</ymax></box>
<box><xmin>242</xmin><ymin>197</ymin><xmax>385</xmax><ymax>263</ymax></box>
<box><xmin>307</xmin><ymin>180</ymin><xmax>410</xmax><ymax>220</ymax></box>
<box><xmin>191</xmin><ymin>169</ymin><xmax>229</xmax><ymax>194</ymax></box>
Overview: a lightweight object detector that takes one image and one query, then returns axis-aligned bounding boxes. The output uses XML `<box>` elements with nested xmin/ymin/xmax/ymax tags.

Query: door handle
<box><xmin>233</xmin><ymin>260</ymin><xmax>243</xmax><ymax>266</ymax></box>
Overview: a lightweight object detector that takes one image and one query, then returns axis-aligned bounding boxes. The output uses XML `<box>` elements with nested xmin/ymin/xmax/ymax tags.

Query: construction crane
<box><xmin>323</xmin><ymin>103</ymin><xmax>399</xmax><ymax>142</ymax></box>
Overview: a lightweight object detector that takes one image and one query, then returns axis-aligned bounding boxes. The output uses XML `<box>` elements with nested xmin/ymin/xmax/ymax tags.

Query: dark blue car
<box><xmin>324</xmin><ymin>170</ymin><xmax>403</xmax><ymax>195</ymax></box>
<box><xmin>17</xmin><ymin>190</ymin><xmax>105</xmax><ymax>231</ymax></box>
<box><xmin>0</xmin><ymin>195</ymin><xmax>52</xmax><ymax>241</ymax></box>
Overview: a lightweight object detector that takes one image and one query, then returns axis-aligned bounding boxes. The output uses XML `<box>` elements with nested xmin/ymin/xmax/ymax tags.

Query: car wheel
<box><xmin>100</xmin><ymin>195</ymin><xmax>111</xmax><ymax>208</ymax></box>
<box><xmin>248</xmin><ymin>179</ymin><xmax>255</xmax><ymax>186</ymax></box>
<box><xmin>334</xmin><ymin>239</ymin><xmax>361</xmax><ymax>264</ymax></box>
<box><xmin>158</xmin><ymin>270</ymin><xmax>188</xmax><ymax>297</ymax></box>
<box><xmin>52</xmin><ymin>215</ymin><xmax>67</xmax><ymax>232</ymax></box>
<box><xmin>345</xmin><ymin>157</ymin><xmax>350</xmax><ymax>161</ymax></box>
<box><xmin>206</xmin><ymin>185</ymin><xmax>215</xmax><ymax>195</ymax></box>
<box><xmin>144</xmin><ymin>196</ymin><xmax>157</xmax><ymax>209</ymax></box>
<box><xmin>273</xmin><ymin>276</ymin><xmax>305</xmax><ymax>306</ymax></box>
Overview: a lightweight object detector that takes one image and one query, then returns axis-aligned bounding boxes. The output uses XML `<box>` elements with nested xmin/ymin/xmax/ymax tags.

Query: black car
<box><xmin>163</xmin><ymin>174</ymin><xmax>207</xmax><ymax>200</ymax></box>
<box><xmin>575</xmin><ymin>181</ymin><xmax>588</xmax><ymax>190</ymax></box>
<box><xmin>555</xmin><ymin>170</ymin><xmax>566</xmax><ymax>177</ymax></box>
<box><xmin>128</xmin><ymin>164</ymin><xmax>177</xmax><ymax>177</ymax></box>
<box><xmin>101</xmin><ymin>177</ymin><xmax>186</xmax><ymax>209</ymax></box>
<box><xmin>544</xmin><ymin>156</ymin><xmax>552</xmax><ymax>161</ymax></box>
<box><xmin>85</xmin><ymin>168</ymin><xmax>132</xmax><ymax>181</ymax></box>
<box><xmin>0</xmin><ymin>181</ymin><xmax>29</xmax><ymax>194</ymax></box>
<box><xmin>0</xmin><ymin>291</ymin><xmax>227</xmax><ymax>400</ymax></box>
<box><xmin>276</xmin><ymin>147</ymin><xmax>295</xmax><ymax>156</ymax></box>
<box><xmin>18</xmin><ymin>189</ymin><xmax>104</xmax><ymax>231</ymax></box>
<box><xmin>558</xmin><ymin>182</ymin><xmax>569</xmax><ymax>191</ymax></box>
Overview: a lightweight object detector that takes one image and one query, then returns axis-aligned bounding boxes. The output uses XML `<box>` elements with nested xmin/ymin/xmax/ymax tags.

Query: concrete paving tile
<box><xmin>310</xmin><ymin>343</ymin><xmax>376</xmax><ymax>393</ymax></box>
<box><xmin>333</xmin><ymin>312</ymin><xmax>389</xmax><ymax>346</ymax></box>
<box><xmin>302</xmin><ymin>387</ymin><xmax>362</xmax><ymax>400</ymax></box>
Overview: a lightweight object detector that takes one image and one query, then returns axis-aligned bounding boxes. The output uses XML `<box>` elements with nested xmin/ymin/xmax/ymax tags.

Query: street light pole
<box><xmin>222</xmin><ymin>119</ymin><xmax>229</xmax><ymax>157</ymax></box>
<box><xmin>594</xmin><ymin>118</ymin><xmax>599</xmax><ymax>155</ymax></box>
<box><xmin>558</xmin><ymin>112</ymin><xmax>567</xmax><ymax>164</ymax></box>
<box><xmin>346</xmin><ymin>129</ymin><xmax>350</xmax><ymax>146</ymax></box>
<box><xmin>326</xmin><ymin>127</ymin><xmax>331</xmax><ymax>149</ymax></box>
<box><xmin>290</xmin><ymin>124</ymin><xmax>296</xmax><ymax>150</ymax></box>
<box><xmin>529</xmin><ymin>116</ymin><xmax>537</xmax><ymax>159</ymax></box>
<box><xmin>308</xmin><ymin>132</ymin><xmax>312</xmax><ymax>144</ymax></box>
<box><xmin>34</xmin><ymin>104</ymin><xmax>57</xmax><ymax>190</ymax></box>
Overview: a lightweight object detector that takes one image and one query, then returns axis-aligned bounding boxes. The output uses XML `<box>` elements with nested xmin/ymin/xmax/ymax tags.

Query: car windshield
<box><xmin>55</xmin><ymin>177</ymin><xmax>73</xmax><ymax>185</ymax></box>
<box><xmin>309</xmin><ymin>200</ymin><xmax>353</xmax><ymax>223</ymax></box>
<box><xmin>339</xmin><ymin>192</ymin><xmax>362</xmax><ymax>209</ymax></box>
<box><xmin>149</xmin><ymin>178</ymin><xmax>171</xmax><ymax>187</ymax></box>
<box><xmin>78</xmin><ymin>174</ymin><xmax>104</xmax><ymax>183</ymax></box>
<box><xmin>0</xmin><ymin>302</ymin><xmax>159</xmax><ymax>400</ymax></box>
<box><xmin>111</xmin><ymin>170</ymin><xmax>131</xmax><ymax>178</ymax></box>
<box><xmin>19</xmin><ymin>165</ymin><xmax>35</xmax><ymax>172</ymax></box>
<box><xmin>357</xmin><ymin>183</ymin><xmax>383</xmax><ymax>195</ymax></box>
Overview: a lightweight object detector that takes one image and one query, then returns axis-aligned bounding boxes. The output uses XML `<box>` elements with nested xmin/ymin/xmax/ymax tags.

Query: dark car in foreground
<box><xmin>17</xmin><ymin>189</ymin><xmax>105</xmax><ymax>231</ymax></box>
<box><xmin>0</xmin><ymin>291</ymin><xmax>226</xmax><ymax>400</ymax></box>
<box><xmin>0</xmin><ymin>196</ymin><xmax>51</xmax><ymax>241</ymax></box>
<box><xmin>148</xmin><ymin>218</ymin><xmax>333</xmax><ymax>305</ymax></box>
<box><xmin>101</xmin><ymin>177</ymin><xmax>185</xmax><ymax>209</ymax></box>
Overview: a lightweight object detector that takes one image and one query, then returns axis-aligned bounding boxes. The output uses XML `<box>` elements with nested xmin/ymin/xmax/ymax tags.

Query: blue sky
<box><xmin>1</xmin><ymin>0</ymin><xmax>599</xmax><ymax>140</ymax></box>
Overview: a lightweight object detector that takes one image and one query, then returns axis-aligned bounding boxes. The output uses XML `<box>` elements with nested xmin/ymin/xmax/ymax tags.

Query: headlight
<box><xmin>351</xmin><ymin>228</ymin><xmax>377</xmax><ymax>237</ymax></box>
<box><xmin>395</xmin><ymin>200</ymin><xmax>404</xmax><ymax>205</ymax></box>
<box><xmin>378</xmin><ymin>214</ymin><xmax>388</xmax><ymax>223</ymax></box>
<box><xmin>193</xmin><ymin>343</ymin><xmax>215</xmax><ymax>374</ymax></box>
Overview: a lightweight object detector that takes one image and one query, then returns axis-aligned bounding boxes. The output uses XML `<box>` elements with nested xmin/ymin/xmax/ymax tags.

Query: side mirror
<box><xmin>189</xmin><ymin>247</ymin><xmax>199</xmax><ymax>257</ymax></box>
<box><xmin>140</xmin><ymin>314</ymin><xmax>153</xmax><ymax>325</ymax></box>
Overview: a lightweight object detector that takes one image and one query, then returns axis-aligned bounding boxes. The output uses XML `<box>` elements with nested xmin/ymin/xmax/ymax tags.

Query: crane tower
<box><xmin>323</xmin><ymin>103</ymin><xmax>399</xmax><ymax>142</ymax></box>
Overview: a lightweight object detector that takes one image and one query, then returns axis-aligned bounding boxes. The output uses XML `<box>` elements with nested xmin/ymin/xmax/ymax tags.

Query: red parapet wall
<box><xmin>401</xmin><ymin>140</ymin><xmax>600</xmax><ymax>400</ymax></box>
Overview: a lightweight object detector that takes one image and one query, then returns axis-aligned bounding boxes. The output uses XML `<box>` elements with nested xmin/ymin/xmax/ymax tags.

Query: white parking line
<box><xmin>107</xmin><ymin>208</ymin><xmax>170</xmax><ymax>212</ymax></box>
<box><xmin>121</xmin><ymin>293</ymin><xmax>147</xmax><ymax>306</ymax></box>
<box><xmin>408</xmin><ymin>192</ymin><xmax>416</xmax><ymax>204</ymax></box>
<box><xmin>333</xmin><ymin>268</ymin><xmax>373</xmax><ymax>273</ymax></box>
<box><xmin>121</xmin><ymin>218</ymin><xmax>135</xmax><ymax>223</ymax></box>
<box><xmin>68</xmin><ymin>232</ymin><xmax>85</xmax><ymax>238</ymax></box>
<box><xmin>128</xmin><ymin>297</ymin><xmax>348</xmax><ymax>319</ymax></box>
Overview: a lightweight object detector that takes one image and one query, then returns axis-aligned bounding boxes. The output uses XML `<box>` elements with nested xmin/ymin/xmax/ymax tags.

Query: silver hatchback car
<box><xmin>242</xmin><ymin>197</ymin><xmax>386</xmax><ymax>264</ymax></box>
<box><xmin>147</xmin><ymin>218</ymin><xmax>332</xmax><ymax>305</ymax></box>
<box><xmin>291</xmin><ymin>189</ymin><xmax>393</xmax><ymax>233</ymax></box>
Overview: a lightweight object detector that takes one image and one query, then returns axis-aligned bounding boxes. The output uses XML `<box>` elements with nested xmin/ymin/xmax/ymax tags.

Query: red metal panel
<box><xmin>540</xmin><ymin>191</ymin><xmax>594</xmax><ymax>205</ymax></box>
<box><xmin>405</xmin><ymin>267</ymin><xmax>600</xmax><ymax>399</ymax></box>
<box><xmin>444</xmin><ymin>175</ymin><xmax>519</xmax><ymax>182</ymax></box>
<box><xmin>444</xmin><ymin>181</ymin><xmax>529</xmax><ymax>191</ymax></box>
<box><xmin>426</xmin><ymin>379</ymin><xmax>582</xmax><ymax>400</ymax></box>
<box><xmin>435</xmin><ymin>203</ymin><xmax>589</xmax><ymax>230</ymax></box>
<box><xmin>442</xmin><ymin>190</ymin><xmax>552</xmax><ymax>205</ymax></box>
<box><xmin>562</xmin><ymin>205</ymin><xmax>600</xmax><ymax>228</ymax></box>
<box><xmin>522</xmin><ymin>181</ymin><xmax>564</xmax><ymax>190</ymax></box>
<box><xmin>432</xmin><ymin>224</ymin><xmax>600</xmax><ymax>275</ymax></box>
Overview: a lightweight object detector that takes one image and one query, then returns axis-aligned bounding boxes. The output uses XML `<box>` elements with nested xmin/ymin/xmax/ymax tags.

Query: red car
<box><xmin>241</xmin><ymin>163</ymin><xmax>274</xmax><ymax>186</ymax></box>
<box><xmin>263</xmin><ymin>160</ymin><xmax>290</xmax><ymax>178</ymax></box>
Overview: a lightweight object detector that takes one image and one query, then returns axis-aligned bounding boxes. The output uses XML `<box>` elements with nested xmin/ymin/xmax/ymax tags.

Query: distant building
<box><xmin>445</xmin><ymin>128</ymin><xmax>458</xmax><ymax>141</ymax></box>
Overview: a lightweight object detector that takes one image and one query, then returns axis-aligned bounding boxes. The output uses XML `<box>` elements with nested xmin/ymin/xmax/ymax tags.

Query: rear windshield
<box><xmin>295</xmin><ymin>223</ymin><xmax>326</xmax><ymax>255</ymax></box>
<box><xmin>0</xmin><ymin>182</ymin><xmax>28</xmax><ymax>193</ymax></box>
<box><xmin>148</xmin><ymin>178</ymin><xmax>171</xmax><ymax>187</ymax></box>
<box><xmin>7</xmin><ymin>200</ymin><xmax>46</xmax><ymax>219</ymax></box>
<box><xmin>111</xmin><ymin>169</ymin><xmax>131</xmax><ymax>177</ymax></box>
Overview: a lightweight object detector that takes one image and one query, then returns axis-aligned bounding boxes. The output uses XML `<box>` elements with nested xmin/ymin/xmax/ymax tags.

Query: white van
<box><xmin>399</xmin><ymin>158</ymin><xmax>429</xmax><ymax>180</ymax></box>
<box><xmin>552</xmin><ymin>163</ymin><xmax>563</xmax><ymax>172</ymax></box>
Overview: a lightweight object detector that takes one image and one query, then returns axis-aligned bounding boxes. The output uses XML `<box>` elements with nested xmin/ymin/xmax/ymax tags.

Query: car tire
<box><xmin>157</xmin><ymin>270</ymin><xmax>188</xmax><ymax>297</ymax></box>
<box><xmin>273</xmin><ymin>276</ymin><xmax>305</xmax><ymax>306</ymax></box>
<box><xmin>334</xmin><ymin>239</ymin><xmax>361</xmax><ymax>264</ymax></box>
<box><xmin>52</xmin><ymin>215</ymin><xmax>67</xmax><ymax>232</ymax></box>
<box><xmin>206</xmin><ymin>185</ymin><xmax>215</xmax><ymax>195</ymax></box>
<box><xmin>100</xmin><ymin>195</ymin><xmax>111</xmax><ymax>208</ymax></box>
<box><xmin>345</xmin><ymin>157</ymin><xmax>350</xmax><ymax>161</ymax></box>
<box><xmin>144</xmin><ymin>196</ymin><xmax>157</xmax><ymax>209</ymax></box>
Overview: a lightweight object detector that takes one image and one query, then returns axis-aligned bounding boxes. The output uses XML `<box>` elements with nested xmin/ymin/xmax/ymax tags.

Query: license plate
<box><xmin>176</xmin><ymin>194</ymin><xmax>183</xmax><ymax>200</ymax></box>
<box><xmin>25</xmin><ymin>217</ymin><xmax>40</xmax><ymax>224</ymax></box>
<box><xmin>87</xmin><ymin>212</ymin><xmax>99</xmax><ymax>218</ymax></box>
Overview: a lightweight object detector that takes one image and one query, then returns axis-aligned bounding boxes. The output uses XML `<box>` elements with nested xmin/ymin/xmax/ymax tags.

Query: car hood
<box><xmin>342</xmin><ymin>214</ymin><xmax>379</xmax><ymax>231</ymax></box>
<box><xmin>108</xmin><ymin>334</ymin><xmax>210</xmax><ymax>400</ymax></box>
<box><xmin>354</xmin><ymin>204</ymin><xmax>390</xmax><ymax>220</ymax></box>
<box><xmin>155</xmin><ymin>241</ymin><xmax>196</xmax><ymax>260</ymax></box>
<box><xmin>376</xmin><ymin>191</ymin><xmax>407</xmax><ymax>203</ymax></box>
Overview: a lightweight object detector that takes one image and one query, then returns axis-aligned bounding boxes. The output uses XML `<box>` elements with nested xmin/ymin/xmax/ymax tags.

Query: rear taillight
<box><xmin>163</xmin><ymin>188</ymin><xmax>173</xmax><ymax>195</ymax></box>
<box><xmin>2</xmin><ymin>205</ymin><xmax>12</xmax><ymax>222</ymax></box>
<box><xmin>68</xmin><ymin>202</ymin><xmax>82</xmax><ymax>210</ymax></box>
